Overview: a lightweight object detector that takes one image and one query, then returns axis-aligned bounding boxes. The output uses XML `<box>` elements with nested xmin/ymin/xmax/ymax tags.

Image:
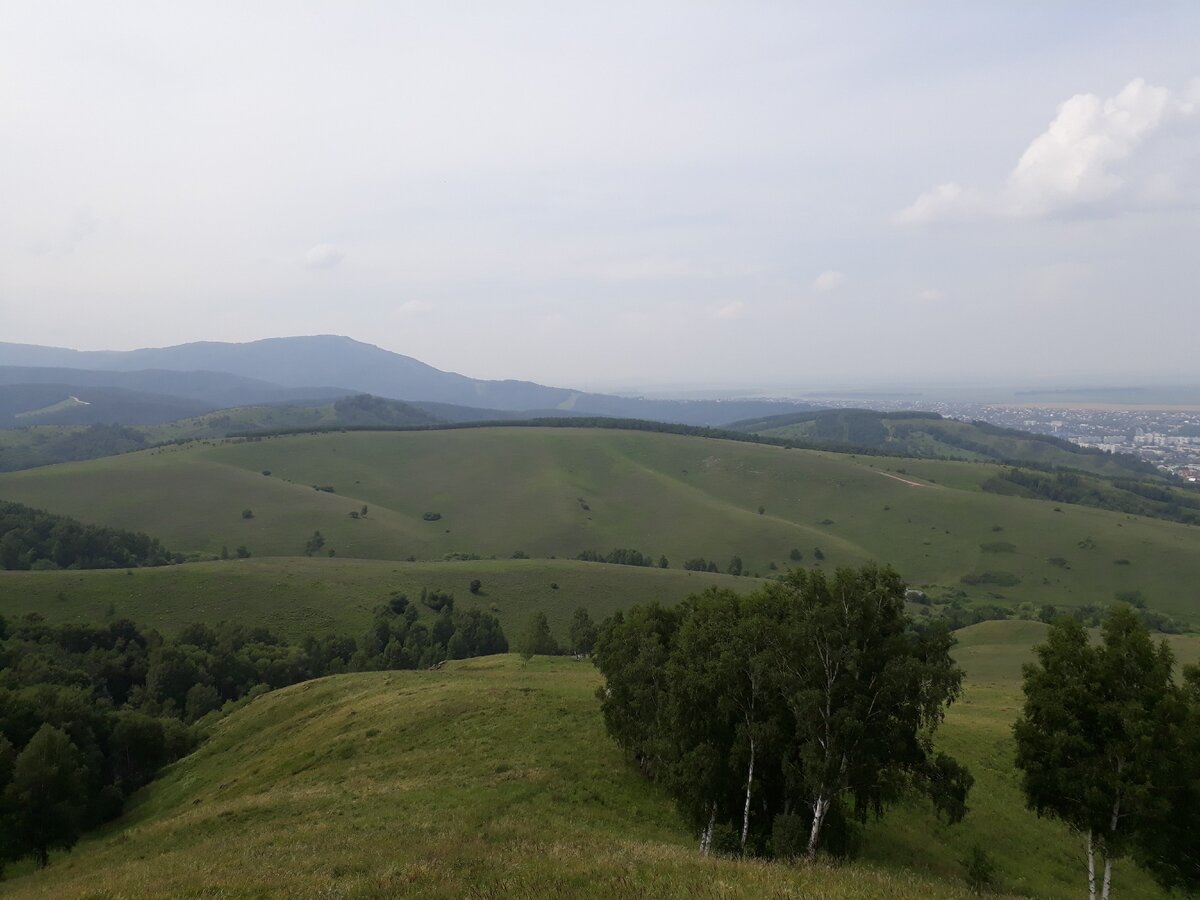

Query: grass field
<box><xmin>1</xmin><ymin>428</ymin><xmax>1198</xmax><ymax>620</ymax></box>
<box><xmin>5</xmin><ymin>620</ymin><xmax>1195</xmax><ymax>898</ymax></box>
<box><xmin>0</xmin><ymin>556</ymin><xmax>760</xmax><ymax>642</ymax></box>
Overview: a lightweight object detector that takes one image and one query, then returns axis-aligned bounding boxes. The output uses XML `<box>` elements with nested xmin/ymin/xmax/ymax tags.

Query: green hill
<box><xmin>1</xmin><ymin>428</ymin><xmax>1198</xmax><ymax>620</ymax></box>
<box><xmin>6</xmin><ymin>619</ymin><xmax>1193</xmax><ymax>898</ymax></box>
<box><xmin>0</xmin><ymin>556</ymin><xmax>759</xmax><ymax>642</ymax></box>
<box><xmin>729</xmin><ymin>409</ymin><xmax>1157</xmax><ymax>479</ymax></box>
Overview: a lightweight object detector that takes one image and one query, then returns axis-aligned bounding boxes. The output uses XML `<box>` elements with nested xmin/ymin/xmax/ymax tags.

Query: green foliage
<box><xmin>241</xmin><ymin>508</ymin><xmax>254</xmax><ymax>520</ymax></box>
<box><xmin>0</xmin><ymin>500</ymin><xmax>175</xmax><ymax>570</ymax></box>
<box><xmin>518</xmin><ymin>611</ymin><xmax>559</xmax><ymax>661</ymax></box>
<box><xmin>568</xmin><ymin>608</ymin><xmax>598</xmax><ymax>656</ymax></box>
<box><xmin>962</xmin><ymin>844</ymin><xmax>997</xmax><ymax>894</ymax></box>
<box><xmin>302</xmin><ymin>530</ymin><xmax>325</xmax><ymax>556</ymax></box>
<box><xmin>469</xmin><ymin>579</ymin><xmax>482</xmax><ymax>594</ymax></box>
<box><xmin>1014</xmin><ymin>606</ymin><xmax>1196</xmax><ymax>894</ymax></box>
<box><xmin>593</xmin><ymin>565</ymin><xmax>970</xmax><ymax>860</ymax></box>
<box><xmin>3</xmin><ymin>724</ymin><xmax>87</xmax><ymax>867</ymax></box>
<box><xmin>576</xmin><ymin>548</ymin><xmax>656</xmax><ymax>567</ymax></box>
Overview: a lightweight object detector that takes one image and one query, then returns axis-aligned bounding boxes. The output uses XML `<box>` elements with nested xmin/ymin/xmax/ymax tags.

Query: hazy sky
<box><xmin>2</xmin><ymin>2</ymin><xmax>1198</xmax><ymax>390</ymax></box>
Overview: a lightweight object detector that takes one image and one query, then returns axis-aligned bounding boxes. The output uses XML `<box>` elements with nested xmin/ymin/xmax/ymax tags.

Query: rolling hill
<box><xmin>1</xmin><ymin>427</ymin><xmax>1198</xmax><ymax>621</ymax></box>
<box><xmin>0</xmin><ymin>337</ymin><xmax>818</xmax><ymax>425</ymax></box>
<box><xmin>728</xmin><ymin>408</ymin><xmax>1158</xmax><ymax>479</ymax></box>
<box><xmin>4</xmin><ymin>620</ymin><xmax>1191</xmax><ymax>898</ymax></box>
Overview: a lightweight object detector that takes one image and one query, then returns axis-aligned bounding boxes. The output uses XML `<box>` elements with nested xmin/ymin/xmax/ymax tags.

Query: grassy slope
<box><xmin>1</xmin><ymin>428</ymin><xmax>1198</xmax><ymax>618</ymax></box>
<box><xmin>0</xmin><ymin>557</ymin><xmax>760</xmax><ymax>642</ymax></box>
<box><xmin>750</xmin><ymin>415</ymin><xmax>1149</xmax><ymax>478</ymax></box>
<box><xmin>8</xmin><ymin>623</ymin><xmax>1196</xmax><ymax>898</ymax></box>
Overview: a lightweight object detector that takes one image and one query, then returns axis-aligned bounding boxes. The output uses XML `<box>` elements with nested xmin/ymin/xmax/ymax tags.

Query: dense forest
<box><xmin>0</xmin><ymin>594</ymin><xmax>506</xmax><ymax>870</ymax></box>
<box><xmin>0</xmin><ymin>500</ymin><xmax>176</xmax><ymax>570</ymax></box>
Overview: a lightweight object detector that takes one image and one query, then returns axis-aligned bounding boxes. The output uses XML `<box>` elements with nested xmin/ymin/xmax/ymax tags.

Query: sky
<box><xmin>1</xmin><ymin>2</ymin><xmax>1198</xmax><ymax>391</ymax></box>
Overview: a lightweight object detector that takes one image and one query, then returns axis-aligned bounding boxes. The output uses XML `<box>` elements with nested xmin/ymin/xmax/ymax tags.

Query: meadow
<box><xmin>4</xmin><ymin>620</ymin><xmax>1195</xmax><ymax>898</ymax></box>
<box><xmin>0</xmin><ymin>428</ymin><xmax>1198</xmax><ymax>619</ymax></box>
<box><xmin>0</xmin><ymin>556</ymin><xmax>759</xmax><ymax>641</ymax></box>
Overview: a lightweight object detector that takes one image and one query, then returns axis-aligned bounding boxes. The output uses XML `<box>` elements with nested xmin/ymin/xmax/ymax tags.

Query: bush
<box><xmin>962</xmin><ymin>844</ymin><xmax>997</xmax><ymax>893</ymax></box>
<box><xmin>770</xmin><ymin>813</ymin><xmax>808</xmax><ymax>860</ymax></box>
<box><xmin>423</xmin><ymin>512</ymin><xmax>442</xmax><ymax>522</ymax></box>
<box><xmin>469</xmin><ymin>579</ymin><xmax>482</xmax><ymax>594</ymax></box>
<box><xmin>710</xmin><ymin>822</ymin><xmax>742</xmax><ymax>856</ymax></box>
<box><xmin>241</xmin><ymin>509</ymin><xmax>254</xmax><ymax>520</ymax></box>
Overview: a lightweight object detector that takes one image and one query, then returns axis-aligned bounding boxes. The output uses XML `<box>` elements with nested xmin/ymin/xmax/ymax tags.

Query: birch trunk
<box><xmin>1101</xmin><ymin>858</ymin><xmax>1113</xmax><ymax>900</ymax></box>
<box><xmin>740</xmin><ymin>736</ymin><xmax>755</xmax><ymax>849</ymax></box>
<box><xmin>699</xmin><ymin>804</ymin><xmax>716</xmax><ymax>855</ymax></box>
<box><xmin>1087</xmin><ymin>830</ymin><xmax>1097</xmax><ymax>900</ymax></box>
<box><xmin>807</xmin><ymin>796</ymin><xmax>829</xmax><ymax>859</ymax></box>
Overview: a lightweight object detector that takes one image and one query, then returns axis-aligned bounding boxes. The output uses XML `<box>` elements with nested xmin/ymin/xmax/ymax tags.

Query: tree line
<box><xmin>0</xmin><ymin>500</ymin><xmax>177</xmax><ymax>570</ymax></box>
<box><xmin>592</xmin><ymin>565</ymin><xmax>972</xmax><ymax>860</ymax></box>
<box><xmin>0</xmin><ymin>595</ymin><xmax>506</xmax><ymax>871</ymax></box>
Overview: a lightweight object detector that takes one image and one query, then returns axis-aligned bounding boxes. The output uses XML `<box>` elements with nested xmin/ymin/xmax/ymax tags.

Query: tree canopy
<box><xmin>593</xmin><ymin>564</ymin><xmax>971</xmax><ymax>858</ymax></box>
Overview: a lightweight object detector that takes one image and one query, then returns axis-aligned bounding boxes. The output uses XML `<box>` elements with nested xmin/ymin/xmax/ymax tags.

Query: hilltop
<box><xmin>0</xmin><ymin>336</ymin><xmax>818</xmax><ymax>426</ymax></box>
<box><xmin>4</xmin><ymin>621</ymin><xmax>1190</xmax><ymax>899</ymax></box>
<box><xmin>728</xmin><ymin>408</ymin><xmax>1159</xmax><ymax>479</ymax></box>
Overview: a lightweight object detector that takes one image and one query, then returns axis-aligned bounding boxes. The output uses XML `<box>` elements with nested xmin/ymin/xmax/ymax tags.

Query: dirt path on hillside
<box><xmin>877</xmin><ymin>471</ymin><xmax>925</xmax><ymax>487</ymax></box>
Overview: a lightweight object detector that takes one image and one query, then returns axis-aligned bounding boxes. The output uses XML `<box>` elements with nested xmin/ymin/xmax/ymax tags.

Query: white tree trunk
<box><xmin>741</xmin><ymin>736</ymin><xmax>755</xmax><ymax>849</ymax></box>
<box><xmin>1101</xmin><ymin>857</ymin><xmax>1113</xmax><ymax>900</ymax></box>
<box><xmin>807</xmin><ymin>795</ymin><xmax>829</xmax><ymax>859</ymax></box>
<box><xmin>699</xmin><ymin>804</ymin><xmax>716</xmax><ymax>855</ymax></box>
<box><xmin>1087</xmin><ymin>830</ymin><xmax>1097</xmax><ymax>900</ymax></box>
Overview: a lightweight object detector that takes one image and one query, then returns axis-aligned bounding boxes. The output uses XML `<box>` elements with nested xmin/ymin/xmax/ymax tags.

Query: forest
<box><xmin>0</xmin><ymin>594</ymin><xmax>506</xmax><ymax>870</ymax></box>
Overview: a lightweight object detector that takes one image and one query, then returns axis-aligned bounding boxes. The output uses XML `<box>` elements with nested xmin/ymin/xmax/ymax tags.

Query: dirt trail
<box><xmin>877</xmin><ymin>471</ymin><xmax>925</xmax><ymax>488</ymax></box>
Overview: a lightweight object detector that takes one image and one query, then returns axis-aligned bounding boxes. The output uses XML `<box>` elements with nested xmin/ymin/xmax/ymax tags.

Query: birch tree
<box><xmin>1014</xmin><ymin>607</ymin><xmax>1182</xmax><ymax>900</ymax></box>
<box><xmin>769</xmin><ymin>565</ymin><xmax>968</xmax><ymax>857</ymax></box>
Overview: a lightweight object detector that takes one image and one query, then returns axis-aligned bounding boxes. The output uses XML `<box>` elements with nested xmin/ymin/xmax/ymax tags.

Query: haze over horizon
<box><xmin>2</xmin><ymin>3</ymin><xmax>1198</xmax><ymax>388</ymax></box>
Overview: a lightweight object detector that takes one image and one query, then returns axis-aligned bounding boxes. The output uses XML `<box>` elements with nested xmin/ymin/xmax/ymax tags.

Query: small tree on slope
<box><xmin>1014</xmin><ymin>606</ymin><xmax>1191</xmax><ymax>900</ymax></box>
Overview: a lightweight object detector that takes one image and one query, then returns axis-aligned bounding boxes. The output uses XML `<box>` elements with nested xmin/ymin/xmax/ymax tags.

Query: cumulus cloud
<box><xmin>897</xmin><ymin>78</ymin><xmax>1198</xmax><ymax>223</ymax></box>
<box><xmin>812</xmin><ymin>270</ymin><xmax>846</xmax><ymax>293</ymax></box>
<box><xmin>713</xmin><ymin>301</ymin><xmax>746</xmax><ymax>319</ymax></box>
<box><xmin>304</xmin><ymin>243</ymin><xmax>344</xmax><ymax>269</ymax></box>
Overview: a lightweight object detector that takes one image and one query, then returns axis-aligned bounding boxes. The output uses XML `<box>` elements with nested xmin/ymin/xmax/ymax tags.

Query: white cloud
<box><xmin>897</xmin><ymin>78</ymin><xmax>1198</xmax><ymax>223</ymax></box>
<box><xmin>812</xmin><ymin>270</ymin><xmax>846</xmax><ymax>293</ymax></box>
<box><xmin>395</xmin><ymin>299</ymin><xmax>432</xmax><ymax>314</ymax></box>
<box><xmin>916</xmin><ymin>288</ymin><xmax>944</xmax><ymax>302</ymax></box>
<box><xmin>304</xmin><ymin>243</ymin><xmax>344</xmax><ymax>269</ymax></box>
<box><xmin>895</xmin><ymin>184</ymin><xmax>984</xmax><ymax>225</ymax></box>
<box><xmin>713</xmin><ymin>301</ymin><xmax>746</xmax><ymax>319</ymax></box>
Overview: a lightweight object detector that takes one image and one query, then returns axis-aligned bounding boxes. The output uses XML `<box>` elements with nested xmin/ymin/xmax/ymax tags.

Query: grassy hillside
<box><xmin>7</xmin><ymin>622</ymin><xmax>1194</xmax><ymax>898</ymax></box>
<box><xmin>0</xmin><ymin>557</ymin><xmax>760</xmax><ymax>642</ymax></box>
<box><xmin>1</xmin><ymin>428</ymin><xmax>1198</xmax><ymax>620</ymax></box>
<box><xmin>732</xmin><ymin>409</ymin><xmax>1156</xmax><ymax>479</ymax></box>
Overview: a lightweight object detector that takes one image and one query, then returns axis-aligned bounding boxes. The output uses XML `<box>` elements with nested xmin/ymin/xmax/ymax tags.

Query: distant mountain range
<box><xmin>0</xmin><ymin>336</ymin><xmax>818</xmax><ymax>427</ymax></box>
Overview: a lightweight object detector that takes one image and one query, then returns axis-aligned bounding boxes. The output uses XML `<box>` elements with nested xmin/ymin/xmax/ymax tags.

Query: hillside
<box><xmin>5</xmin><ymin>622</ymin><xmax>1190</xmax><ymax>898</ymax></box>
<box><xmin>0</xmin><ymin>337</ymin><xmax>818</xmax><ymax>425</ymax></box>
<box><xmin>0</xmin><ymin>365</ymin><xmax>351</xmax><ymax>408</ymax></box>
<box><xmin>729</xmin><ymin>409</ymin><xmax>1158</xmax><ymax>479</ymax></box>
<box><xmin>0</xmin><ymin>384</ymin><xmax>215</xmax><ymax>426</ymax></box>
<box><xmin>1</xmin><ymin>427</ymin><xmax>1198</xmax><ymax>620</ymax></box>
<box><xmin>0</xmin><ymin>556</ymin><xmax>760</xmax><ymax>642</ymax></box>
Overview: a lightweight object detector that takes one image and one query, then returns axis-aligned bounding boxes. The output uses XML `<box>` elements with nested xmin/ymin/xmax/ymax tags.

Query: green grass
<box><xmin>1</xmin><ymin>428</ymin><xmax>1198</xmax><ymax>619</ymax></box>
<box><xmin>7</xmin><ymin>621</ymin><xmax>1196</xmax><ymax>898</ymax></box>
<box><xmin>0</xmin><ymin>557</ymin><xmax>760</xmax><ymax>642</ymax></box>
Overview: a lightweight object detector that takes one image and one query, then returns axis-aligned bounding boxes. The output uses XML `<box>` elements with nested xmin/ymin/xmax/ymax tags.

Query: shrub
<box><xmin>770</xmin><ymin>813</ymin><xmax>808</xmax><ymax>860</ymax></box>
<box><xmin>469</xmin><ymin>579</ymin><xmax>482</xmax><ymax>594</ymax></box>
<box><xmin>423</xmin><ymin>512</ymin><xmax>442</xmax><ymax>522</ymax></box>
<box><xmin>241</xmin><ymin>508</ymin><xmax>254</xmax><ymax>520</ymax></box>
<box><xmin>962</xmin><ymin>844</ymin><xmax>997</xmax><ymax>894</ymax></box>
<box><xmin>979</xmin><ymin>541</ymin><xmax>1015</xmax><ymax>553</ymax></box>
